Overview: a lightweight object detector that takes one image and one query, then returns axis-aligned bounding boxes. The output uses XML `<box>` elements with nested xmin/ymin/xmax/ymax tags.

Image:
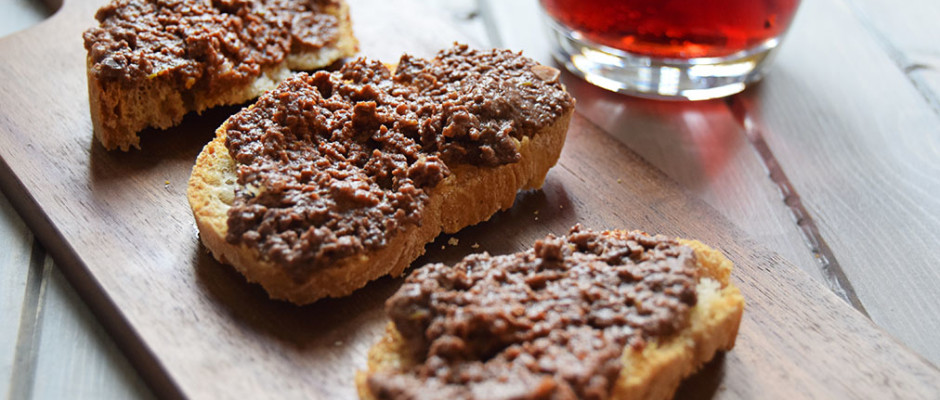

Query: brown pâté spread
<box><xmin>369</xmin><ymin>226</ymin><xmax>699</xmax><ymax>400</ymax></box>
<box><xmin>223</xmin><ymin>45</ymin><xmax>574</xmax><ymax>278</ymax></box>
<box><xmin>82</xmin><ymin>0</ymin><xmax>341</xmax><ymax>92</ymax></box>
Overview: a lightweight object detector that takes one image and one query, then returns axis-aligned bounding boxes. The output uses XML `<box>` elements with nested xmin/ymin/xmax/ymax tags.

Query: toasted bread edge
<box><xmin>187</xmin><ymin>106</ymin><xmax>572</xmax><ymax>304</ymax></box>
<box><xmin>86</xmin><ymin>0</ymin><xmax>358</xmax><ymax>151</ymax></box>
<box><xmin>356</xmin><ymin>237</ymin><xmax>745</xmax><ymax>400</ymax></box>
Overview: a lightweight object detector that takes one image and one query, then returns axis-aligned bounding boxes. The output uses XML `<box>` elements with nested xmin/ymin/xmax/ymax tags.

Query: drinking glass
<box><xmin>540</xmin><ymin>0</ymin><xmax>802</xmax><ymax>100</ymax></box>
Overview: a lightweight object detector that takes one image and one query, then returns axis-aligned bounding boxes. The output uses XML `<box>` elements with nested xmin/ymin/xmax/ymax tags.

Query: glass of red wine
<box><xmin>540</xmin><ymin>0</ymin><xmax>801</xmax><ymax>100</ymax></box>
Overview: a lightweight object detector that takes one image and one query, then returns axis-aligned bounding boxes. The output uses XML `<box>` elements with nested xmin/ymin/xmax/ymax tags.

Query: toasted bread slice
<box><xmin>83</xmin><ymin>0</ymin><xmax>358</xmax><ymax>151</ymax></box>
<box><xmin>357</xmin><ymin>229</ymin><xmax>745</xmax><ymax>400</ymax></box>
<box><xmin>187</xmin><ymin>46</ymin><xmax>574</xmax><ymax>304</ymax></box>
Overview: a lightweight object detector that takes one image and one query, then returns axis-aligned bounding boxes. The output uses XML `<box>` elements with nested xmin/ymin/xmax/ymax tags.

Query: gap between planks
<box><xmin>725</xmin><ymin>97</ymin><xmax>869</xmax><ymax>316</ymax></box>
<box><xmin>837</xmin><ymin>0</ymin><xmax>940</xmax><ymax>115</ymax></box>
<box><xmin>7</xmin><ymin>243</ymin><xmax>50</xmax><ymax>400</ymax></box>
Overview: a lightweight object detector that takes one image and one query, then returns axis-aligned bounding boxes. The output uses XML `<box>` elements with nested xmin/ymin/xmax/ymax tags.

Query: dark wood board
<box><xmin>0</xmin><ymin>0</ymin><xmax>937</xmax><ymax>398</ymax></box>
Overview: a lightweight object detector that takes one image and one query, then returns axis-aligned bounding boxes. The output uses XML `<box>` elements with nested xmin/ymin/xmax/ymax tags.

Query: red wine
<box><xmin>541</xmin><ymin>0</ymin><xmax>800</xmax><ymax>59</ymax></box>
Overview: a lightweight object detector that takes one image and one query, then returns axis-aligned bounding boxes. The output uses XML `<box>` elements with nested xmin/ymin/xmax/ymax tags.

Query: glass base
<box><xmin>543</xmin><ymin>18</ymin><xmax>781</xmax><ymax>101</ymax></box>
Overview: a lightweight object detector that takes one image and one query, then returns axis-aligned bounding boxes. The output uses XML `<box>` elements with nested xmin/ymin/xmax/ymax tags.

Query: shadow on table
<box><xmin>191</xmin><ymin>179</ymin><xmax>577</xmax><ymax>350</ymax></box>
<box><xmin>87</xmin><ymin>104</ymin><xmax>237</xmax><ymax>183</ymax></box>
<box><xmin>675</xmin><ymin>353</ymin><xmax>727</xmax><ymax>399</ymax></box>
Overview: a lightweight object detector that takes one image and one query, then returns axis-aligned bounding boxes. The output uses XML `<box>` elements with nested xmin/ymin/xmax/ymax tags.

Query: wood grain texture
<box><xmin>31</xmin><ymin>263</ymin><xmax>153</xmax><ymax>399</ymax></box>
<box><xmin>918</xmin><ymin>64</ymin><xmax>940</xmax><ymax>111</ymax></box>
<box><xmin>5</xmin><ymin>243</ymin><xmax>48</xmax><ymax>400</ymax></box>
<box><xmin>0</xmin><ymin>4</ymin><xmax>148</xmax><ymax>399</ymax></box>
<box><xmin>350</xmin><ymin>0</ymin><xmax>486</xmax><ymax>61</ymax></box>
<box><xmin>736</xmin><ymin>0</ymin><xmax>940</xmax><ymax>365</ymax></box>
<box><xmin>482</xmin><ymin>0</ymin><xmax>826</xmax><ymax>284</ymax></box>
<box><xmin>844</xmin><ymin>0</ymin><xmax>940</xmax><ymax>109</ymax></box>
<box><xmin>0</xmin><ymin>193</ymin><xmax>36</xmax><ymax>398</ymax></box>
<box><xmin>846</xmin><ymin>0</ymin><xmax>940</xmax><ymax>58</ymax></box>
<box><xmin>409</xmin><ymin>0</ymin><xmax>488</xmax><ymax>47</ymax></box>
<box><xmin>0</xmin><ymin>0</ymin><xmax>938</xmax><ymax>399</ymax></box>
<box><xmin>0</xmin><ymin>0</ymin><xmax>52</xmax><ymax>37</ymax></box>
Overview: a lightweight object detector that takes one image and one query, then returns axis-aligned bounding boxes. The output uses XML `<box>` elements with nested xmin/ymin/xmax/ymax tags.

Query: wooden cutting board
<box><xmin>0</xmin><ymin>0</ymin><xmax>937</xmax><ymax>398</ymax></box>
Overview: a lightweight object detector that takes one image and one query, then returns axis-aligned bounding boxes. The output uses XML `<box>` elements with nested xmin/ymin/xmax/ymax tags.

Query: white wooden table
<box><xmin>2</xmin><ymin>0</ymin><xmax>938</xmax><ymax>398</ymax></box>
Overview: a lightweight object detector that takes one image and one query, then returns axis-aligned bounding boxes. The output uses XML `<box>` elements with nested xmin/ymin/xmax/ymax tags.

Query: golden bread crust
<box><xmin>87</xmin><ymin>0</ymin><xmax>358</xmax><ymax>151</ymax></box>
<box><xmin>187</xmin><ymin>105</ymin><xmax>572</xmax><ymax>304</ymax></box>
<box><xmin>357</xmin><ymin>237</ymin><xmax>745</xmax><ymax>400</ymax></box>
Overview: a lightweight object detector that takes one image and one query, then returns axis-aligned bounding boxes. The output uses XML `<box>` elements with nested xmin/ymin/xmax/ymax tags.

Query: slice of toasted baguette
<box><xmin>187</xmin><ymin>99</ymin><xmax>572</xmax><ymax>305</ymax></box>
<box><xmin>357</xmin><ymin>234</ymin><xmax>745</xmax><ymax>400</ymax></box>
<box><xmin>85</xmin><ymin>0</ymin><xmax>357</xmax><ymax>151</ymax></box>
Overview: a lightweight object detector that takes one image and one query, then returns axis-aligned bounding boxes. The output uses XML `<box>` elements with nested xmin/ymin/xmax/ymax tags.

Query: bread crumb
<box><xmin>448</xmin><ymin>238</ymin><xmax>459</xmax><ymax>246</ymax></box>
<box><xmin>442</xmin><ymin>245</ymin><xmax>446</xmax><ymax>250</ymax></box>
<box><xmin>617</xmin><ymin>178</ymin><xmax>623</xmax><ymax>183</ymax></box>
<box><xmin>334</xmin><ymin>340</ymin><xmax>343</xmax><ymax>346</ymax></box>
<box><xmin>535</xmin><ymin>217</ymin><xmax>539</xmax><ymax>221</ymax></box>
<box><xmin>471</xmin><ymin>243</ymin><xmax>480</xmax><ymax>249</ymax></box>
<box><xmin>534</xmin><ymin>210</ymin><xmax>539</xmax><ymax>215</ymax></box>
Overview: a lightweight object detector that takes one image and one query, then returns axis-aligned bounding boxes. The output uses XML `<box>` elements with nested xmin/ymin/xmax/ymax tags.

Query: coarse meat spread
<box><xmin>369</xmin><ymin>226</ymin><xmax>699</xmax><ymax>400</ymax></box>
<box><xmin>222</xmin><ymin>45</ymin><xmax>574</xmax><ymax>278</ymax></box>
<box><xmin>82</xmin><ymin>0</ymin><xmax>341</xmax><ymax>94</ymax></box>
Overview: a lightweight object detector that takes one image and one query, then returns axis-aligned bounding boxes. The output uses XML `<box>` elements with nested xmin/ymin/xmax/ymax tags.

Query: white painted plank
<box><xmin>479</xmin><ymin>0</ymin><xmax>552</xmax><ymax>63</ymax></box>
<box><xmin>5</xmin><ymin>242</ymin><xmax>47</xmax><ymax>400</ymax></box>
<box><xmin>482</xmin><ymin>0</ymin><xmax>826</xmax><ymax>283</ymax></box>
<box><xmin>845</xmin><ymin>0</ymin><xmax>940</xmax><ymax>66</ymax></box>
<box><xmin>0</xmin><ymin>192</ymin><xmax>35</xmax><ymax>398</ymax></box>
<box><xmin>916</xmin><ymin>64</ymin><xmax>940</xmax><ymax>111</ymax></box>
<box><xmin>740</xmin><ymin>0</ymin><xmax>940</xmax><ymax>365</ymax></box>
<box><xmin>843</xmin><ymin>0</ymin><xmax>940</xmax><ymax>111</ymax></box>
<box><xmin>410</xmin><ymin>0</ymin><xmax>490</xmax><ymax>47</ymax></box>
<box><xmin>349</xmin><ymin>0</ymin><xmax>488</xmax><ymax>62</ymax></box>
<box><xmin>30</xmin><ymin>258</ymin><xmax>153</xmax><ymax>400</ymax></box>
<box><xmin>0</xmin><ymin>0</ymin><xmax>49</xmax><ymax>38</ymax></box>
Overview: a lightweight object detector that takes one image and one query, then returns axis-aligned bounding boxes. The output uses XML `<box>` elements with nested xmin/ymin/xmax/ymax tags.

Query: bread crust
<box><xmin>356</xmin><ymin>237</ymin><xmax>745</xmax><ymax>400</ymax></box>
<box><xmin>87</xmin><ymin>0</ymin><xmax>358</xmax><ymax>151</ymax></box>
<box><xmin>187</xmin><ymin>104</ymin><xmax>572</xmax><ymax>304</ymax></box>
